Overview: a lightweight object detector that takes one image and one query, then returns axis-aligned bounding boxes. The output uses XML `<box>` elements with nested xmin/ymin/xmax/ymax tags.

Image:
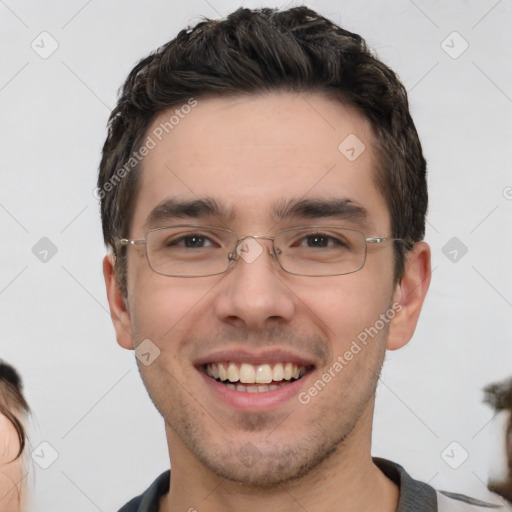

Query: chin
<box><xmin>181</xmin><ymin>426</ymin><xmax>352</xmax><ymax>488</ymax></box>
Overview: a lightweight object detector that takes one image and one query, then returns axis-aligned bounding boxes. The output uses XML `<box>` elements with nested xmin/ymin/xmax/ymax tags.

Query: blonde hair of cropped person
<box><xmin>0</xmin><ymin>360</ymin><xmax>30</xmax><ymax>512</ymax></box>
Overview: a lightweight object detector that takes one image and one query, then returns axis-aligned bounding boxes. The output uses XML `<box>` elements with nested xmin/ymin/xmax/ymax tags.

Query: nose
<box><xmin>213</xmin><ymin>236</ymin><xmax>296</xmax><ymax>330</ymax></box>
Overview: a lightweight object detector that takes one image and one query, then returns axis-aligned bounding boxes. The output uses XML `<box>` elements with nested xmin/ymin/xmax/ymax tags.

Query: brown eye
<box><xmin>298</xmin><ymin>233</ymin><xmax>348</xmax><ymax>248</ymax></box>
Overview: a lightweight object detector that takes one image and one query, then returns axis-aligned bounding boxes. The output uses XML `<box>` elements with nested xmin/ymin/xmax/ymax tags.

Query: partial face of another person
<box><xmin>0</xmin><ymin>412</ymin><xmax>25</xmax><ymax>510</ymax></box>
<box><xmin>105</xmin><ymin>92</ymin><xmax>428</xmax><ymax>486</ymax></box>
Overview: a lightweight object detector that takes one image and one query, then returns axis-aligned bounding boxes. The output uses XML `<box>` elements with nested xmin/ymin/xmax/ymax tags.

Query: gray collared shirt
<box><xmin>116</xmin><ymin>457</ymin><xmax>506</xmax><ymax>512</ymax></box>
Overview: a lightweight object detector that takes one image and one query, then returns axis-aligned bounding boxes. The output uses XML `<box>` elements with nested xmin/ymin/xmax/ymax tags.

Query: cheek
<box><xmin>128</xmin><ymin>268</ymin><xmax>220</xmax><ymax>344</ymax></box>
<box><xmin>129</xmin><ymin>277</ymin><xmax>205</xmax><ymax>387</ymax></box>
<box><xmin>294</xmin><ymin>273</ymin><xmax>393</xmax><ymax>346</ymax></box>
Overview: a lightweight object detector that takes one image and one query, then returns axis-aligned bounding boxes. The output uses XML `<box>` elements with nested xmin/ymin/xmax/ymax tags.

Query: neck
<box><xmin>159</xmin><ymin>409</ymin><xmax>399</xmax><ymax>512</ymax></box>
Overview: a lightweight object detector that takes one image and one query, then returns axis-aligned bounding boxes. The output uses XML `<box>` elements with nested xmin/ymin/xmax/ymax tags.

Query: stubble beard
<box><xmin>135</xmin><ymin>315</ymin><xmax>388</xmax><ymax>488</ymax></box>
<box><xmin>154</xmin><ymin>376</ymin><xmax>378</xmax><ymax>489</ymax></box>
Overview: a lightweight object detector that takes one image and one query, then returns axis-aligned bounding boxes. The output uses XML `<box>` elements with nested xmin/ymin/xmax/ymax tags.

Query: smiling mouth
<box><xmin>203</xmin><ymin>362</ymin><xmax>313</xmax><ymax>392</ymax></box>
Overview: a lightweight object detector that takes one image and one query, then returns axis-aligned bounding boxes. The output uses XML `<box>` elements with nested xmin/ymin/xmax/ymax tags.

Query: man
<box><xmin>98</xmin><ymin>6</ymin><xmax>505</xmax><ymax>512</ymax></box>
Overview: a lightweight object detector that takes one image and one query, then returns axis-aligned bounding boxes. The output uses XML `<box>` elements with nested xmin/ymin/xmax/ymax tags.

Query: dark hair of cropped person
<box><xmin>0</xmin><ymin>361</ymin><xmax>30</xmax><ymax>462</ymax></box>
<box><xmin>98</xmin><ymin>6</ymin><xmax>427</xmax><ymax>297</ymax></box>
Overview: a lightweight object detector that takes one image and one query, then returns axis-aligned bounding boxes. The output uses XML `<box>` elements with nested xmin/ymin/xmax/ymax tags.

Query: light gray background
<box><xmin>1</xmin><ymin>1</ymin><xmax>511</xmax><ymax>510</ymax></box>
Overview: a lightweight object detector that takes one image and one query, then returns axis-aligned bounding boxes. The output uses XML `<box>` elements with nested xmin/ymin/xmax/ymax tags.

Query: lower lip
<box><xmin>198</xmin><ymin>368</ymin><xmax>313</xmax><ymax>412</ymax></box>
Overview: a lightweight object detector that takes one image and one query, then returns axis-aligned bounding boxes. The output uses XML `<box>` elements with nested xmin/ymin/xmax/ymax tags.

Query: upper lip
<box><xmin>194</xmin><ymin>348</ymin><xmax>317</xmax><ymax>368</ymax></box>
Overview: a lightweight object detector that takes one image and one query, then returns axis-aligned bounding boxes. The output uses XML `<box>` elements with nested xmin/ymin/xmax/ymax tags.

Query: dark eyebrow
<box><xmin>144</xmin><ymin>197</ymin><xmax>370</xmax><ymax>231</ymax></box>
<box><xmin>144</xmin><ymin>197</ymin><xmax>235</xmax><ymax>230</ymax></box>
<box><xmin>272</xmin><ymin>198</ymin><xmax>369</xmax><ymax>224</ymax></box>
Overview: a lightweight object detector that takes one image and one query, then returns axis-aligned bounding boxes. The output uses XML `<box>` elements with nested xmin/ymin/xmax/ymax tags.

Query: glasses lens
<box><xmin>146</xmin><ymin>226</ymin><xmax>236</xmax><ymax>277</ymax></box>
<box><xmin>275</xmin><ymin>226</ymin><xmax>366</xmax><ymax>276</ymax></box>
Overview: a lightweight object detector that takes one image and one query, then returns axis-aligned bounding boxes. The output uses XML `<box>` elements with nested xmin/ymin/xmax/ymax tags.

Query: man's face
<box><xmin>120</xmin><ymin>92</ymin><xmax>401</xmax><ymax>485</ymax></box>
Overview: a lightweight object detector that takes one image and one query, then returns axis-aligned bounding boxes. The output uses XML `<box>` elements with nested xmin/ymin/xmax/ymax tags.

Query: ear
<box><xmin>103</xmin><ymin>254</ymin><xmax>134</xmax><ymax>350</ymax></box>
<box><xmin>386</xmin><ymin>241</ymin><xmax>431</xmax><ymax>351</ymax></box>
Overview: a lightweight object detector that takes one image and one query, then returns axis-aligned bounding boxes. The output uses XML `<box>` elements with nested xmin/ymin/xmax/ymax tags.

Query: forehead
<box><xmin>130</xmin><ymin>92</ymin><xmax>389</xmax><ymax>235</ymax></box>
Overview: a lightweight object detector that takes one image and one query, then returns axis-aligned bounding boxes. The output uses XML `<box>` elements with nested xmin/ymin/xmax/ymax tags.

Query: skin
<box><xmin>104</xmin><ymin>92</ymin><xmax>431</xmax><ymax>512</ymax></box>
<box><xmin>0</xmin><ymin>413</ymin><xmax>25</xmax><ymax>511</ymax></box>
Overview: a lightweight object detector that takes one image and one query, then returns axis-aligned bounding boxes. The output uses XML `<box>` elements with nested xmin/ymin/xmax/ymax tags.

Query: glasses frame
<box><xmin>117</xmin><ymin>224</ymin><xmax>407</xmax><ymax>278</ymax></box>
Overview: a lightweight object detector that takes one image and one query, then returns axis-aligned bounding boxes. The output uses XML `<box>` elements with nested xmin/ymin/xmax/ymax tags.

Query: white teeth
<box><xmin>255</xmin><ymin>364</ymin><xmax>273</xmax><ymax>384</ymax></box>
<box><xmin>284</xmin><ymin>363</ymin><xmax>293</xmax><ymax>380</ymax></box>
<box><xmin>229</xmin><ymin>382</ymin><xmax>287</xmax><ymax>393</ymax></box>
<box><xmin>204</xmin><ymin>361</ymin><xmax>310</xmax><ymax>390</ymax></box>
<box><xmin>218</xmin><ymin>363</ymin><xmax>227</xmax><ymax>381</ymax></box>
<box><xmin>227</xmin><ymin>363</ymin><xmax>238</xmax><ymax>382</ymax></box>
<box><xmin>239</xmin><ymin>363</ymin><xmax>256</xmax><ymax>383</ymax></box>
<box><xmin>272</xmin><ymin>363</ymin><xmax>284</xmax><ymax>381</ymax></box>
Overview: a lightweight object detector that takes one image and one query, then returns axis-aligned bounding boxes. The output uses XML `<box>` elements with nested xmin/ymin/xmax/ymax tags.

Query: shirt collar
<box><xmin>127</xmin><ymin>458</ymin><xmax>438</xmax><ymax>512</ymax></box>
<box><xmin>373</xmin><ymin>457</ymin><xmax>437</xmax><ymax>512</ymax></box>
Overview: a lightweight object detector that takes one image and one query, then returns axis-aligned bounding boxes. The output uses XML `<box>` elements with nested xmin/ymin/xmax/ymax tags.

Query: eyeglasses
<box><xmin>117</xmin><ymin>224</ymin><xmax>405</xmax><ymax>278</ymax></box>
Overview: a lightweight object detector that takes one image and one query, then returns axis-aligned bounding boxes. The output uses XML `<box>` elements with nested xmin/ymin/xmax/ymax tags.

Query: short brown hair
<box><xmin>98</xmin><ymin>6</ymin><xmax>427</xmax><ymax>296</ymax></box>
